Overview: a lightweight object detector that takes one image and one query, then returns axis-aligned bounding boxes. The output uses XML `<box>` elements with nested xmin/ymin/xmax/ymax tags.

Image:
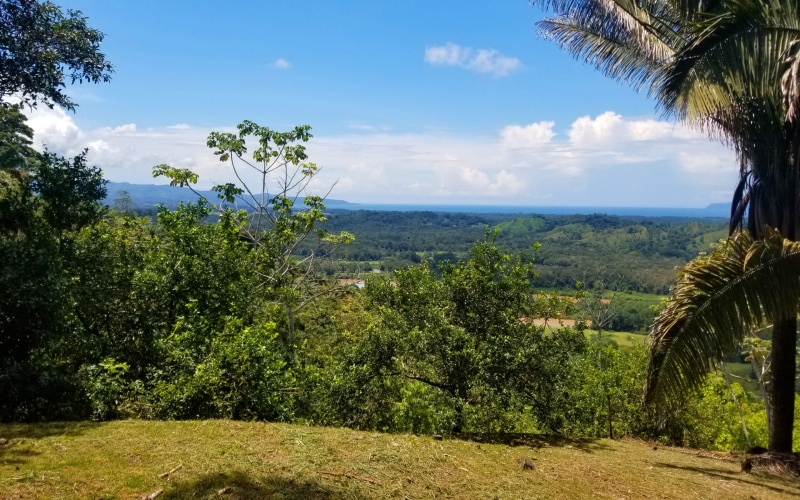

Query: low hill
<box><xmin>1</xmin><ymin>420</ymin><xmax>797</xmax><ymax>499</ymax></box>
<box><xmin>104</xmin><ymin>182</ymin><xmax>355</xmax><ymax>210</ymax></box>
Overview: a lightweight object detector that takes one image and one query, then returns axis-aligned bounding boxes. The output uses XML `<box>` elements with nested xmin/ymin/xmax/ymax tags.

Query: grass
<box><xmin>586</xmin><ymin>330</ymin><xmax>647</xmax><ymax>350</ymax></box>
<box><xmin>1</xmin><ymin>420</ymin><xmax>798</xmax><ymax>499</ymax></box>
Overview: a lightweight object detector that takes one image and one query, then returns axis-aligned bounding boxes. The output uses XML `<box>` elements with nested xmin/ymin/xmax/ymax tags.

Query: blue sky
<box><xmin>26</xmin><ymin>0</ymin><xmax>736</xmax><ymax>207</ymax></box>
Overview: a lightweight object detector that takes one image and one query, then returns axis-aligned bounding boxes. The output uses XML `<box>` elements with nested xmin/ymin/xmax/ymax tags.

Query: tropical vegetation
<box><xmin>534</xmin><ymin>0</ymin><xmax>800</xmax><ymax>453</ymax></box>
<box><xmin>0</xmin><ymin>4</ymin><xmax>798</xmax><ymax>499</ymax></box>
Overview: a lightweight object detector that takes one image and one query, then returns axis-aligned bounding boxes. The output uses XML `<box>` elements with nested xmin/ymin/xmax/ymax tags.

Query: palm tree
<box><xmin>534</xmin><ymin>0</ymin><xmax>800</xmax><ymax>451</ymax></box>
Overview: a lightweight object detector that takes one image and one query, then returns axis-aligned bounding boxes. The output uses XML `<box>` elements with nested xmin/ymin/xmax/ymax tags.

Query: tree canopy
<box><xmin>0</xmin><ymin>0</ymin><xmax>113</xmax><ymax>109</ymax></box>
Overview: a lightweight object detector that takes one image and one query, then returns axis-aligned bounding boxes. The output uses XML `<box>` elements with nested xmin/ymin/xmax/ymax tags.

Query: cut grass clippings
<box><xmin>1</xmin><ymin>420</ymin><xmax>798</xmax><ymax>499</ymax></box>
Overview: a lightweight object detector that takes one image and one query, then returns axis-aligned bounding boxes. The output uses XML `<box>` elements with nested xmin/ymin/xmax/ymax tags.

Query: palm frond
<box><xmin>645</xmin><ymin>229</ymin><xmax>800</xmax><ymax>406</ymax></box>
<box><xmin>538</xmin><ymin>16</ymin><xmax>667</xmax><ymax>90</ymax></box>
<box><xmin>660</xmin><ymin>0</ymin><xmax>800</xmax><ymax>126</ymax></box>
<box><xmin>534</xmin><ymin>0</ymin><xmax>682</xmax><ymax>68</ymax></box>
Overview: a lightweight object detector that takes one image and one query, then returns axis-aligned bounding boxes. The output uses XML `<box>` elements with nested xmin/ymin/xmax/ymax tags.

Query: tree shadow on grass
<box><xmin>0</xmin><ymin>421</ymin><xmax>104</xmax><ymax>440</ymax></box>
<box><xmin>162</xmin><ymin>470</ymin><xmax>372</xmax><ymax>500</ymax></box>
<box><xmin>456</xmin><ymin>433</ymin><xmax>611</xmax><ymax>452</ymax></box>
<box><xmin>654</xmin><ymin>462</ymin><xmax>800</xmax><ymax>496</ymax></box>
<box><xmin>0</xmin><ymin>421</ymin><xmax>104</xmax><ymax>465</ymax></box>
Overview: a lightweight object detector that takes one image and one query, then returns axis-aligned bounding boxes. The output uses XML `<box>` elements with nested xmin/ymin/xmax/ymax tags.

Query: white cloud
<box><xmin>678</xmin><ymin>152</ymin><xmax>731</xmax><ymax>174</ymax></box>
<box><xmin>25</xmin><ymin>105</ymin><xmax>82</xmax><ymax>152</ymax></box>
<box><xmin>425</xmin><ymin>42</ymin><xmax>521</xmax><ymax>77</ymax></box>
<box><xmin>568</xmin><ymin>111</ymin><xmax>698</xmax><ymax>148</ymax></box>
<box><xmin>568</xmin><ymin>111</ymin><xmax>625</xmax><ymax>147</ymax></box>
<box><xmin>347</xmin><ymin>123</ymin><xmax>391</xmax><ymax>132</ymax></box>
<box><xmin>20</xmin><ymin>106</ymin><xmax>738</xmax><ymax>207</ymax></box>
<box><xmin>501</xmin><ymin>121</ymin><xmax>556</xmax><ymax>147</ymax></box>
<box><xmin>273</xmin><ymin>58</ymin><xmax>291</xmax><ymax>69</ymax></box>
<box><xmin>112</xmin><ymin>123</ymin><xmax>137</xmax><ymax>134</ymax></box>
<box><xmin>458</xmin><ymin>167</ymin><xmax>524</xmax><ymax>195</ymax></box>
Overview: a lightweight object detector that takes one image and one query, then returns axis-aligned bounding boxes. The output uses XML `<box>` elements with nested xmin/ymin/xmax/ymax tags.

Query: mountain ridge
<box><xmin>104</xmin><ymin>182</ymin><xmax>356</xmax><ymax>210</ymax></box>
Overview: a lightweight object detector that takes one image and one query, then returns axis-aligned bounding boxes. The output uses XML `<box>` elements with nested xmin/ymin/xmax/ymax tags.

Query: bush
<box><xmin>78</xmin><ymin>358</ymin><xmax>131</xmax><ymax>421</ymax></box>
<box><xmin>143</xmin><ymin>318</ymin><xmax>295</xmax><ymax>421</ymax></box>
<box><xmin>393</xmin><ymin>381</ymin><xmax>456</xmax><ymax>434</ymax></box>
<box><xmin>194</xmin><ymin>319</ymin><xmax>294</xmax><ymax>421</ymax></box>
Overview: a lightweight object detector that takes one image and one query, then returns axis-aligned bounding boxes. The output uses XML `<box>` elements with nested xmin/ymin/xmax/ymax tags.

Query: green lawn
<box><xmin>1</xmin><ymin>420</ymin><xmax>797</xmax><ymax>499</ymax></box>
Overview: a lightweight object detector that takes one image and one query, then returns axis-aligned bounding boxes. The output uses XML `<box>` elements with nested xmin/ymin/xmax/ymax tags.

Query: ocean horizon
<box><xmin>327</xmin><ymin>203</ymin><xmax>730</xmax><ymax>219</ymax></box>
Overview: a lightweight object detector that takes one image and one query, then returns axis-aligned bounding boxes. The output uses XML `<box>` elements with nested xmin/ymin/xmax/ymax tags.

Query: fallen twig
<box><xmin>141</xmin><ymin>489</ymin><xmax>163</xmax><ymax>500</ymax></box>
<box><xmin>693</xmin><ymin>451</ymin><xmax>738</xmax><ymax>462</ymax></box>
<box><xmin>158</xmin><ymin>464</ymin><xmax>183</xmax><ymax>479</ymax></box>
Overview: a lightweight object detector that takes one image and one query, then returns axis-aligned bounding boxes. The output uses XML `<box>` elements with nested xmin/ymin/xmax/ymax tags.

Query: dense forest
<box><xmin>317</xmin><ymin>209</ymin><xmax>727</xmax><ymax>294</ymax></box>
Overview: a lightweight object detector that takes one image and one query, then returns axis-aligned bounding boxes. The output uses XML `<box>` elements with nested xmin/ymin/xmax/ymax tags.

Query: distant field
<box><xmin>585</xmin><ymin>329</ymin><xmax>648</xmax><ymax>350</ymax></box>
<box><xmin>1</xmin><ymin>420</ymin><xmax>797</xmax><ymax>499</ymax></box>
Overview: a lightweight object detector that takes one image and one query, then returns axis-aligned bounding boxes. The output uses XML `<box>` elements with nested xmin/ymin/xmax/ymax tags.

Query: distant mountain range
<box><xmin>104</xmin><ymin>182</ymin><xmax>356</xmax><ymax>210</ymax></box>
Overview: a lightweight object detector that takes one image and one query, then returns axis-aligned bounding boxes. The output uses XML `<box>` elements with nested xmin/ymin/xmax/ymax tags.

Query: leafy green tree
<box><xmin>0</xmin><ymin>142</ymin><xmax>108</xmax><ymax>420</ymax></box>
<box><xmin>0</xmin><ymin>103</ymin><xmax>36</xmax><ymax>234</ymax></box>
<box><xmin>32</xmin><ymin>149</ymin><xmax>105</xmax><ymax>237</ymax></box>
<box><xmin>567</xmin><ymin>342</ymin><xmax>649</xmax><ymax>439</ymax></box>
<box><xmin>680</xmin><ymin>374</ymin><xmax>769</xmax><ymax>451</ymax></box>
<box><xmin>361</xmin><ymin>233</ymin><xmax>586</xmax><ymax>433</ymax></box>
<box><xmin>0</xmin><ymin>0</ymin><xmax>113</xmax><ymax>110</ymax></box>
<box><xmin>154</xmin><ymin>120</ymin><xmax>352</xmax><ymax>349</ymax></box>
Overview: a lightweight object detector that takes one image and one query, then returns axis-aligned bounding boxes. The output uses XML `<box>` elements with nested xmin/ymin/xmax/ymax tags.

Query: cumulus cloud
<box><xmin>568</xmin><ymin>111</ymin><xmax>699</xmax><ymax>147</ymax></box>
<box><xmin>25</xmin><ymin>105</ymin><xmax>82</xmax><ymax>152</ymax></box>
<box><xmin>273</xmin><ymin>58</ymin><xmax>291</xmax><ymax>69</ymax></box>
<box><xmin>458</xmin><ymin>167</ymin><xmax>524</xmax><ymax>195</ymax></box>
<box><xmin>425</xmin><ymin>42</ymin><xmax>521</xmax><ymax>77</ymax></box>
<box><xmin>20</xmin><ymin>105</ymin><xmax>737</xmax><ymax>207</ymax></box>
<box><xmin>501</xmin><ymin>121</ymin><xmax>556</xmax><ymax>147</ymax></box>
<box><xmin>112</xmin><ymin>123</ymin><xmax>137</xmax><ymax>134</ymax></box>
<box><xmin>22</xmin><ymin>106</ymin><xmax>233</xmax><ymax>188</ymax></box>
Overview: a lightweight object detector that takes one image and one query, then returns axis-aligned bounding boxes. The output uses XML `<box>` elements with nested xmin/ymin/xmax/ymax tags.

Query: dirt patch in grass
<box><xmin>1</xmin><ymin>420</ymin><xmax>798</xmax><ymax>499</ymax></box>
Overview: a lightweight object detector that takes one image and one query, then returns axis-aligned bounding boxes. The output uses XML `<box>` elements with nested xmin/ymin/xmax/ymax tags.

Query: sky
<box><xmin>24</xmin><ymin>0</ymin><xmax>738</xmax><ymax>207</ymax></box>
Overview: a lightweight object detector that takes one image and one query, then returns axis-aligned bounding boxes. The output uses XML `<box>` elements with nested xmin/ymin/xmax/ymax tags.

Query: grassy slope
<box><xmin>1</xmin><ymin>421</ymin><xmax>798</xmax><ymax>499</ymax></box>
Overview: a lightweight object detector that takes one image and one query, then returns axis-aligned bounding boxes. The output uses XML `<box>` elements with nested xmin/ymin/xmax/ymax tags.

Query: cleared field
<box><xmin>1</xmin><ymin>420</ymin><xmax>797</xmax><ymax>499</ymax></box>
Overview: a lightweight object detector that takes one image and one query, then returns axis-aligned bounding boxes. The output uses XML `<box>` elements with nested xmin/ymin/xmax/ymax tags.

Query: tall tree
<box><xmin>153</xmin><ymin>120</ymin><xmax>353</xmax><ymax>350</ymax></box>
<box><xmin>0</xmin><ymin>0</ymin><xmax>113</xmax><ymax>110</ymax></box>
<box><xmin>534</xmin><ymin>0</ymin><xmax>800</xmax><ymax>451</ymax></box>
<box><xmin>657</xmin><ymin>0</ymin><xmax>800</xmax><ymax>453</ymax></box>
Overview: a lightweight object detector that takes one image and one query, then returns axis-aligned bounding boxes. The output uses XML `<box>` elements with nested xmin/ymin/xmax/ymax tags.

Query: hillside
<box><xmin>1</xmin><ymin>420</ymin><xmax>797</xmax><ymax>499</ymax></box>
<box><xmin>320</xmin><ymin>211</ymin><xmax>727</xmax><ymax>294</ymax></box>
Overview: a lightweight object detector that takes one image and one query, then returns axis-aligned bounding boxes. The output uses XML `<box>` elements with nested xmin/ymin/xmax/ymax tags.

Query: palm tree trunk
<box><xmin>768</xmin><ymin>316</ymin><xmax>797</xmax><ymax>452</ymax></box>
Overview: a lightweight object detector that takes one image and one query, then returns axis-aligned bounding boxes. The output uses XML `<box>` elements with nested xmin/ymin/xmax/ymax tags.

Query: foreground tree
<box><xmin>154</xmin><ymin>120</ymin><xmax>353</xmax><ymax>350</ymax></box>
<box><xmin>360</xmin><ymin>233</ymin><xmax>586</xmax><ymax>433</ymax></box>
<box><xmin>534</xmin><ymin>0</ymin><xmax>800</xmax><ymax>452</ymax></box>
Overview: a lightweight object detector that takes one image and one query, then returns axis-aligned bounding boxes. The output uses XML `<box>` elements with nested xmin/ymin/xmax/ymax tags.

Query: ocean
<box><xmin>326</xmin><ymin>203</ymin><xmax>730</xmax><ymax>219</ymax></box>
